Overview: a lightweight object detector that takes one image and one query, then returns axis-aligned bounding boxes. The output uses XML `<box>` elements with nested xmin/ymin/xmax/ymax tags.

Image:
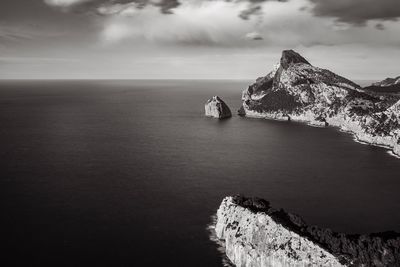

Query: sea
<box><xmin>1</xmin><ymin>80</ymin><xmax>399</xmax><ymax>266</ymax></box>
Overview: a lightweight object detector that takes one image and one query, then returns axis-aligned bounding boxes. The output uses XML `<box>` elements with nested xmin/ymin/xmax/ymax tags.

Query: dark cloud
<box><xmin>114</xmin><ymin>0</ymin><xmax>180</xmax><ymax>14</ymax></box>
<box><xmin>375</xmin><ymin>23</ymin><xmax>385</xmax><ymax>30</ymax></box>
<box><xmin>239</xmin><ymin>5</ymin><xmax>262</xmax><ymax>20</ymax></box>
<box><xmin>308</xmin><ymin>0</ymin><xmax>400</xmax><ymax>25</ymax></box>
<box><xmin>154</xmin><ymin>0</ymin><xmax>180</xmax><ymax>14</ymax></box>
<box><xmin>238</xmin><ymin>0</ymin><xmax>289</xmax><ymax>20</ymax></box>
<box><xmin>44</xmin><ymin>0</ymin><xmax>289</xmax><ymax>19</ymax></box>
<box><xmin>44</xmin><ymin>0</ymin><xmax>181</xmax><ymax>14</ymax></box>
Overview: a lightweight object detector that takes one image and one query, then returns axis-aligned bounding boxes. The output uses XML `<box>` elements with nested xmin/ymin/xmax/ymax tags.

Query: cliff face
<box><xmin>205</xmin><ymin>96</ymin><xmax>232</xmax><ymax>119</ymax></box>
<box><xmin>215</xmin><ymin>196</ymin><xmax>400</xmax><ymax>267</ymax></box>
<box><xmin>239</xmin><ymin>50</ymin><xmax>400</xmax><ymax>157</ymax></box>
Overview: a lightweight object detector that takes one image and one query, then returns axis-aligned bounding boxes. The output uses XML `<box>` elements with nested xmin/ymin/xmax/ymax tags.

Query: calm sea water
<box><xmin>1</xmin><ymin>80</ymin><xmax>399</xmax><ymax>266</ymax></box>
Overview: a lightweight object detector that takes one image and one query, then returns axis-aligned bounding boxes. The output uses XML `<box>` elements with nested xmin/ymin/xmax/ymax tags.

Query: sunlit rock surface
<box><xmin>205</xmin><ymin>96</ymin><xmax>232</xmax><ymax>119</ymax></box>
<box><xmin>239</xmin><ymin>50</ymin><xmax>400</xmax><ymax>157</ymax></box>
<box><xmin>215</xmin><ymin>196</ymin><xmax>400</xmax><ymax>267</ymax></box>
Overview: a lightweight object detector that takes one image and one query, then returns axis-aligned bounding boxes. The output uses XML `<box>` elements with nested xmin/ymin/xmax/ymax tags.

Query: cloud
<box><xmin>375</xmin><ymin>23</ymin><xmax>385</xmax><ymax>30</ymax></box>
<box><xmin>97</xmin><ymin>0</ymin><xmax>181</xmax><ymax>15</ymax></box>
<box><xmin>97</xmin><ymin>0</ymin><xmax>293</xmax><ymax>45</ymax></box>
<box><xmin>245</xmin><ymin>31</ymin><xmax>263</xmax><ymax>40</ymax></box>
<box><xmin>44</xmin><ymin>0</ymin><xmax>92</xmax><ymax>7</ymax></box>
<box><xmin>153</xmin><ymin>0</ymin><xmax>181</xmax><ymax>14</ymax></box>
<box><xmin>239</xmin><ymin>5</ymin><xmax>262</xmax><ymax>20</ymax></box>
<box><xmin>308</xmin><ymin>0</ymin><xmax>400</xmax><ymax>25</ymax></box>
<box><xmin>46</xmin><ymin>0</ymin><xmax>289</xmax><ymax>18</ymax></box>
<box><xmin>97</xmin><ymin>0</ymin><xmax>400</xmax><ymax>47</ymax></box>
<box><xmin>40</xmin><ymin>0</ymin><xmax>400</xmax><ymax>48</ymax></box>
<box><xmin>44</xmin><ymin>0</ymin><xmax>181</xmax><ymax>14</ymax></box>
<box><xmin>100</xmin><ymin>1</ymin><xmax>258</xmax><ymax>45</ymax></box>
<box><xmin>238</xmin><ymin>0</ymin><xmax>289</xmax><ymax>20</ymax></box>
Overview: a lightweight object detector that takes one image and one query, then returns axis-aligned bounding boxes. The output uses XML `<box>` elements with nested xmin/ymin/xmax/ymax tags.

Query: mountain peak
<box><xmin>280</xmin><ymin>50</ymin><xmax>310</xmax><ymax>69</ymax></box>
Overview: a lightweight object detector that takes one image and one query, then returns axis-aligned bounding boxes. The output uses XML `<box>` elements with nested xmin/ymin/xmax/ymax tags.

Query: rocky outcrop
<box><xmin>372</xmin><ymin>76</ymin><xmax>400</xmax><ymax>87</ymax></box>
<box><xmin>239</xmin><ymin>50</ymin><xmax>400</xmax><ymax>157</ymax></box>
<box><xmin>365</xmin><ymin>76</ymin><xmax>400</xmax><ymax>94</ymax></box>
<box><xmin>215</xmin><ymin>196</ymin><xmax>400</xmax><ymax>267</ymax></box>
<box><xmin>205</xmin><ymin>96</ymin><xmax>232</xmax><ymax>119</ymax></box>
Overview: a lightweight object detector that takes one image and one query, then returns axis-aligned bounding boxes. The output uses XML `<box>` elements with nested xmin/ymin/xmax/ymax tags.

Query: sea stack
<box><xmin>205</xmin><ymin>96</ymin><xmax>232</xmax><ymax>119</ymax></box>
<box><xmin>215</xmin><ymin>196</ymin><xmax>400</xmax><ymax>267</ymax></box>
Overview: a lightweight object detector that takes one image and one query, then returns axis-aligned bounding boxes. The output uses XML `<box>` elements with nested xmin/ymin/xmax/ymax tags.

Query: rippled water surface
<box><xmin>1</xmin><ymin>80</ymin><xmax>399</xmax><ymax>266</ymax></box>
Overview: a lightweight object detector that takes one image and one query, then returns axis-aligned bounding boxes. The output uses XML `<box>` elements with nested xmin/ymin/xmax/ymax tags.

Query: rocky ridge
<box><xmin>239</xmin><ymin>50</ymin><xmax>400</xmax><ymax>157</ymax></box>
<box><xmin>215</xmin><ymin>196</ymin><xmax>400</xmax><ymax>267</ymax></box>
<box><xmin>372</xmin><ymin>76</ymin><xmax>400</xmax><ymax>87</ymax></box>
<box><xmin>365</xmin><ymin>76</ymin><xmax>400</xmax><ymax>94</ymax></box>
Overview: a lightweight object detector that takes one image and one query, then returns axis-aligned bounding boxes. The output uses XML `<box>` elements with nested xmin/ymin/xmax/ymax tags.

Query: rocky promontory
<box><xmin>372</xmin><ymin>76</ymin><xmax>400</xmax><ymax>87</ymax></box>
<box><xmin>365</xmin><ymin>76</ymin><xmax>400</xmax><ymax>94</ymax></box>
<box><xmin>215</xmin><ymin>196</ymin><xmax>400</xmax><ymax>267</ymax></box>
<box><xmin>239</xmin><ymin>50</ymin><xmax>400</xmax><ymax>157</ymax></box>
<box><xmin>205</xmin><ymin>96</ymin><xmax>232</xmax><ymax>119</ymax></box>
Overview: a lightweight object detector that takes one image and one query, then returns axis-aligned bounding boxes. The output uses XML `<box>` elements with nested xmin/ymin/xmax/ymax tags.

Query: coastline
<box><xmin>241</xmin><ymin>109</ymin><xmax>400</xmax><ymax>159</ymax></box>
<box><xmin>214</xmin><ymin>196</ymin><xmax>400</xmax><ymax>267</ymax></box>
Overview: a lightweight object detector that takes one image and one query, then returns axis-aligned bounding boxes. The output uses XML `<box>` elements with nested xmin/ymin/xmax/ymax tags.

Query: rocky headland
<box><xmin>364</xmin><ymin>76</ymin><xmax>400</xmax><ymax>94</ymax></box>
<box><xmin>205</xmin><ymin>96</ymin><xmax>232</xmax><ymax>119</ymax></box>
<box><xmin>372</xmin><ymin>76</ymin><xmax>400</xmax><ymax>88</ymax></box>
<box><xmin>239</xmin><ymin>50</ymin><xmax>400</xmax><ymax>157</ymax></box>
<box><xmin>215</xmin><ymin>196</ymin><xmax>400</xmax><ymax>267</ymax></box>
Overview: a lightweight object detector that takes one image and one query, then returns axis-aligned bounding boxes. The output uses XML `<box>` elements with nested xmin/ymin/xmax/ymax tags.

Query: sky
<box><xmin>0</xmin><ymin>0</ymin><xmax>399</xmax><ymax>80</ymax></box>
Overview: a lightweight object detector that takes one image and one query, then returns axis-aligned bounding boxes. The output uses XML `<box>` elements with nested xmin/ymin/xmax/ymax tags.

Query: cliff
<box><xmin>205</xmin><ymin>96</ymin><xmax>232</xmax><ymax>119</ymax></box>
<box><xmin>215</xmin><ymin>196</ymin><xmax>400</xmax><ymax>267</ymax></box>
<box><xmin>239</xmin><ymin>50</ymin><xmax>400</xmax><ymax>157</ymax></box>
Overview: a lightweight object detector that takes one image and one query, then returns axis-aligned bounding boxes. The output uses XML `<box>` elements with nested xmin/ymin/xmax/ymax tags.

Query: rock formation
<box><xmin>364</xmin><ymin>76</ymin><xmax>400</xmax><ymax>94</ymax></box>
<box><xmin>239</xmin><ymin>50</ymin><xmax>400</xmax><ymax>157</ymax></box>
<box><xmin>205</xmin><ymin>96</ymin><xmax>232</xmax><ymax>119</ymax></box>
<box><xmin>215</xmin><ymin>195</ymin><xmax>400</xmax><ymax>267</ymax></box>
<box><xmin>372</xmin><ymin>76</ymin><xmax>400</xmax><ymax>87</ymax></box>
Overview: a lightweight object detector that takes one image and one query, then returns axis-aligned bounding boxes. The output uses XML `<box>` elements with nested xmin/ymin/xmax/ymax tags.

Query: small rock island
<box><xmin>215</xmin><ymin>196</ymin><xmax>400</xmax><ymax>267</ymax></box>
<box><xmin>205</xmin><ymin>96</ymin><xmax>232</xmax><ymax>119</ymax></box>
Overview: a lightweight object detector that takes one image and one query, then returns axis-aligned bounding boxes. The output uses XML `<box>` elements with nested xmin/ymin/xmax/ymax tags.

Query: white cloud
<box><xmin>97</xmin><ymin>0</ymin><xmax>399</xmax><ymax>48</ymax></box>
<box><xmin>44</xmin><ymin>0</ymin><xmax>92</xmax><ymax>7</ymax></box>
<box><xmin>97</xmin><ymin>3</ymin><xmax>141</xmax><ymax>16</ymax></box>
<box><xmin>40</xmin><ymin>0</ymin><xmax>400</xmax><ymax>49</ymax></box>
<box><xmin>100</xmin><ymin>1</ymin><xmax>259</xmax><ymax>45</ymax></box>
<box><xmin>245</xmin><ymin>32</ymin><xmax>263</xmax><ymax>40</ymax></box>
